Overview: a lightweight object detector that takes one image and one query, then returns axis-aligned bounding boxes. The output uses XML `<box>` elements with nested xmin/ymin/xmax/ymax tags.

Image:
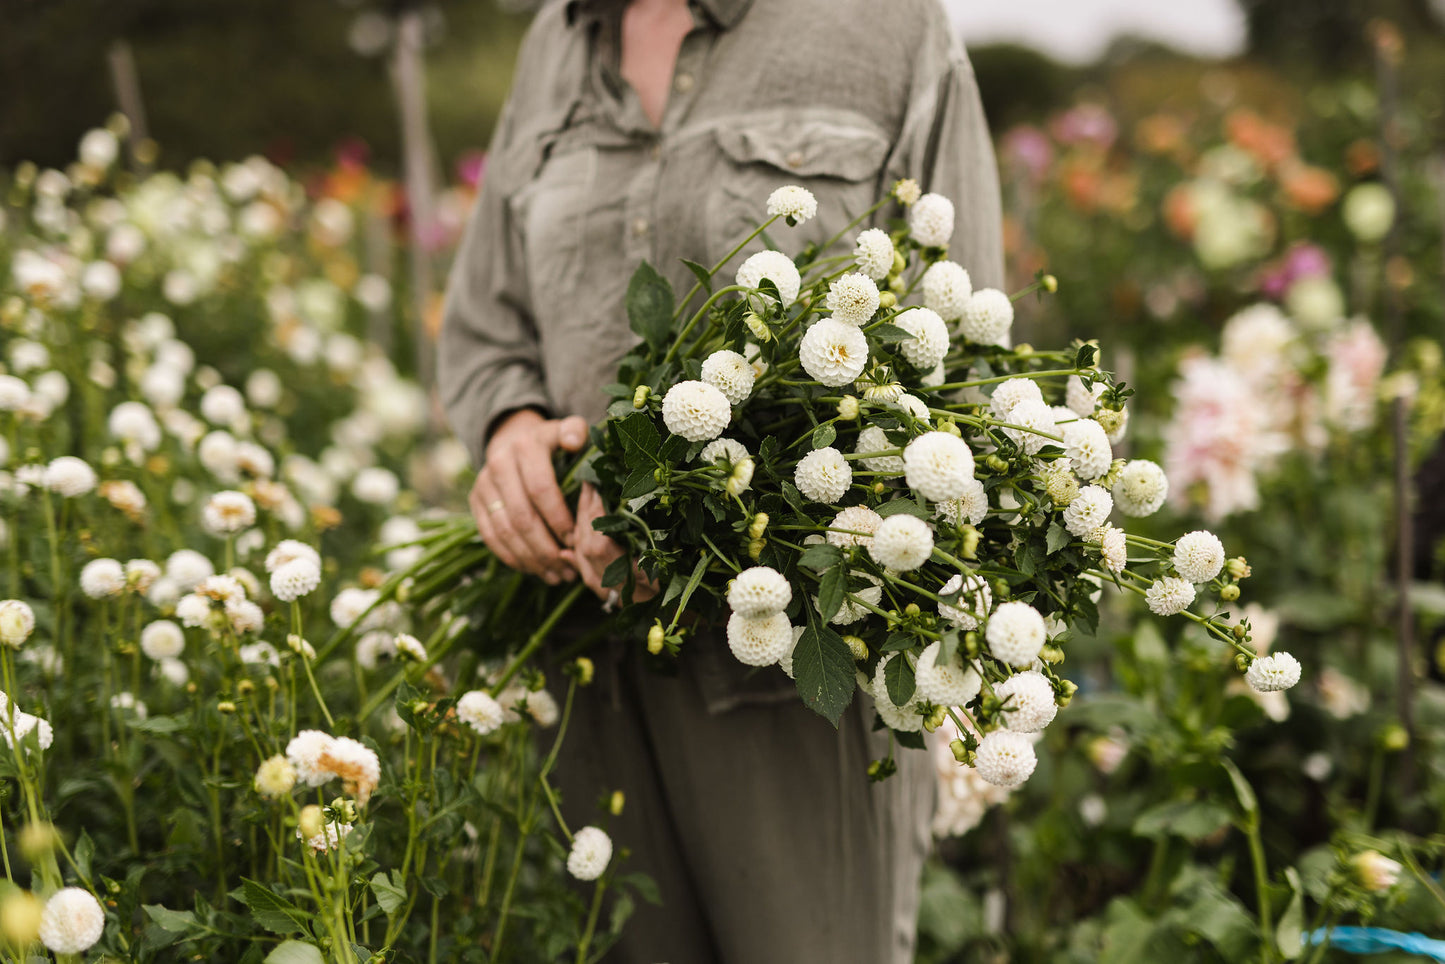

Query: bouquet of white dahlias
<box><xmin>397</xmin><ymin>182</ymin><xmax>1300</xmax><ymax>789</ymax></box>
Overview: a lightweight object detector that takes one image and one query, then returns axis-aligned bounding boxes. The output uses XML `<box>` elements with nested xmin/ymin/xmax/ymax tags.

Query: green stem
<box><xmin>671</xmin><ymin>214</ymin><xmax>782</xmax><ymax>323</ymax></box>
<box><xmin>488</xmin><ymin>584</ymin><xmax>586</xmax><ymax>697</ymax></box>
<box><xmin>575</xmin><ymin>878</ymin><xmax>608</xmax><ymax>964</ymax></box>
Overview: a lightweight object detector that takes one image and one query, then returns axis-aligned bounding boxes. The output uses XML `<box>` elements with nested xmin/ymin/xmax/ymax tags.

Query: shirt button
<box><xmin>785</xmin><ymin>150</ymin><xmax>806</xmax><ymax>169</ymax></box>
<box><xmin>673</xmin><ymin>73</ymin><xmax>695</xmax><ymax>94</ymax></box>
<box><xmin>631</xmin><ymin>218</ymin><xmax>650</xmax><ymax>237</ymax></box>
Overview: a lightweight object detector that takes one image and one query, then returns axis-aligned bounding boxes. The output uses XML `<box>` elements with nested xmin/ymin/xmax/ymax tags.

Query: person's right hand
<box><xmin>469</xmin><ymin>409</ymin><xmax>588</xmax><ymax>585</ymax></box>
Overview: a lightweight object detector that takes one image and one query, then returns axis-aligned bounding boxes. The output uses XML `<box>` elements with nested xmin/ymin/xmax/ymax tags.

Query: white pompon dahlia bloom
<box><xmin>767</xmin><ymin>185</ymin><xmax>817</xmax><ymax>223</ymax></box>
<box><xmin>995</xmin><ymin>671</ymin><xmax>1058</xmax><ymax>732</ymax></box>
<box><xmin>728</xmin><ymin>566</ymin><xmax>793</xmax><ymax>618</ymax></box>
<box><xmin>1173</xmin><ymin>530</ymin><xmax>1225</xmax><ymax>584</ymax></box>
<box><xmin>827</xmin><ymin>505</ymin><xmax>883</xmax><ymax>549</ymax></box>
<box><xmin>825</xmin><ymin>273</ymin><xmax>881</xmax><ymax>326</ymax></box>
<box><xmin>855</xmin><ymin>425</ymin><xmax>904</xmax><ymax>476</ymax></box>
<box><xmin>286</xmin><ymin>729</ymin><xmax>335</xmax><ymax>787</ymax></box>
<box><xmin>1062</xmin><ymin>485</ymin><xmax>1113</xmax><ymax>537</ymax></box>
<box><xmin>140</xmin><ymin>620</ymin><xmax>185</xmax><ymax>660</ymax></box>
<box><xmin>395</xmin><ymin>633</ymin><xmax>427</xmax><ymax>661</ymax></box>
<box><xmin>799</xmin><ymin>319</ymin><xmax>869</xmax><ymax>387</ymax></box>
<box><xmin>1002</xmin><ymin>398</ymin><xmax>1058</xmax><ymax>456</ymax></box>
<box><xmin>80</xmin><ymin>558</ymin><xmax>126</xmax><ymax>599</ymax></box>
<box><xmin>270</xmin><ymin>557</ymin><xmax>322</xmax><ymax>602</ymax></box>
<box><xmin>909</xmin><ymin>192</ymin><xmax>955</xmax><ymax>247</ymax></box>
<box><xmin>458</xmin><ymin>690</ymin><xmax>507</xmax><ymax>735</ymax></box>
<box><xmin>661</xmin><ymin>380</ymin><xmax>731</xmax><ymax>442</ymax></box>
<box><xmin>38</xmin><ymin>887</ymin><xmax>105</xmax><ymax>955</ymax></box>
<box><xmin>853</xmin><ymin>228</ymin><xmax>895</xmax><ymax>279</ymax></box>
<box><xmin>989</xmin><ymin>378</ymin><xmax>1043</xmax><ymax>421</ymax></box>
<box><xmin>44</xmin><ymin>457</ymin><xmax>97</xmax><ymax>498</ymax></box>
<box><xmin>914</xmin><ymin>641</ymin><xmax>982</xmax><ymax>707</ymax></box>
<box><xmin>567</xmin><ymin>826</ymin><xmax>613</xmax><ymax>881</ymax></box>
<box><xmin>938</xmin><ymin>572</ymin><xmax>992</xmax><ymax>630</ymax></box>
<box><xmin>1066</xmin><ymin>375</ymin><xmax>1104</xmax><ymax>417</ymax></box>
<box><xmin>1246</xmin><ymin>652</ymin><xmax>1302</xmax><ymax>692</ymax></box>
<box><xmin>795</xmin><ymin>447</ymin><xmax>852</xmax><ymax>504</ymax></box>
<box><xmin>203</xmin><ymin>491</ymin><xmax>257</xmax><ymax>535</ymax></box>
<box><xmin>700</xmin><ymin>350</ymin><xmax>756</xmax><ymax>404</ymax></box>
<box><xmin>921</xmin><ymin>261</ymin><xmax>972</xmax><ymax>320</ymax></box>
<box><xmin>936</xmin><ymin>478</ymin><xmax>989</xmax><ymax>528</ymax></box>
<box><xmin>903</xmin><ymin>431</ymin><xmax>974</xmax><ymax>502</ymax></box>
<box><xmin>868</xmin><ymin>515</ymin><xmax>935</xmax><ymax>571</ymax></box>
<box><xmin>1113</xmin><ymin>460</ymin><xmax>1168</xmax><ymax>517</ymax></box>
<box><xmin>1096</xmin><ymin>524</ymin><xmax>1127</xmax><ymax>574</ymax></box>
<box><xmin>894</xmin><ymin>307</ymin><xmax>950</xmax><ymax>370</ymax></box>
<box><xmin>166</xmin><ymin>549</ymin><xmax>215</xmax><ymax>590</ymax></box>
<box><xmin>0</xmin><ymin>600</ymin><xmax>36</xmax><ymax>647</ymax></box>
<box><xmin>1062</xmin><ymin>419</ymin><xmax>1112</xmax><ymax>481</ymax></box>
<box><xmin>1146</xmin><ymin>577</ymin><xmax>1196</xmax><ymax>616</ymax></box>
<box><xmin>699</xmin><ymin>437</ymin><xmax>748</xmax><ymax>468</ymax></box>
<box><xmin>974</xmin><ymin>730</ymin><xmax>1038</xmax><ymax>788</ymax></box>
<box><xmin>959</xmin><ymin>289</ymin><xmax>1013</xmax><ymax>346</ymax></box>
<box><xmin>265</xmin><ymin>539</ymin><xmax>321</xmax><ymax>575</ymax></box>
<box><xmin>316</xmin><ymin>736</ymin><xmax>381</xmax><ymax>804</ymax></box>
<box><xmin>254</xmin><ymin>754</ymin><xmax>298</xmax><ymax>798</ymax></box>
<box><xmin>985</xmin><ymin>602</ymin><xmax>1046</xmax><ymax>667</ymax></box>
<box><xmin>726</xmin><ymin>611</ymin><xmax>794</xmax><ymax>666</ymax></box>
<box><xmin>735</xmin><ymin>250</ymin><xmax>801</xmax><ymax>307</ymax></box>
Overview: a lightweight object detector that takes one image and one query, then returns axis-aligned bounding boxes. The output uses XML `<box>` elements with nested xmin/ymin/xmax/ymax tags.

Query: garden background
<box><xmin>3</xmin><ymin>0</ymin><xmax>1445</xmax><ymax>961</ymax></box>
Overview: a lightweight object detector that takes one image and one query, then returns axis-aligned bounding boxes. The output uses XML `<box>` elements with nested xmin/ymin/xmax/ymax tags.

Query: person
<box><xmin>438</xmin><ymin>0</ymin><xmax>1003</xmax><ymax>959</ymax></box>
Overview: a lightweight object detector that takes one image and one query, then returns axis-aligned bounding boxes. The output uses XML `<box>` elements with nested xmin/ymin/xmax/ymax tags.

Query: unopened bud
<box><xmin>298</xmin><ymin>804</ymin><xmax>325</xmax><ymax>841</ymax></box>
<box><xmin>574</xmin><ymin>657</ymin><xmax>595</xmax><ymax>686</ymax></box>
<box><xmin>1233</xmin><ymin>624</ymin><xmax>1249</xmax><ymax>641</ymax></box>
<box><xmin>632</xmin><ymin>385</ymin><xmax>650</xmax><ymax>409</ymax></box>
<box><xmin>959</xmin><ymin>525</ymin><xmax>981</xmax><ymax>559</ymax></box>
<box><xmin>1235</xmin><ymin>653</ymin><xmax>1251</xmax><ymax>672</ymax></box>
<box><xmin>1226</xmin><ymin>557</ymin><xmax>1251</xmax><ymax>580</ymax></box>
<box><xmin>1220</xmin><ymin>584</ymin><xmax>1240</xmax><ymax>602</ymax></box>
<box><xmin>238</xmin><ymin>679</ymin><xmax>255</xmax><ymax>696</ymax></box>
<box><xmin>1379</xmin><ymin>723</ymin><xmax>1409</xmax><ymax>752</ymax></box>
<box><xmin>1042</xmin><ymin>274</ymin><xmax>1058</xmax><ymax>293</ymax></box>
<box><xmin>744</xmin><ymin>311</ymin><xmax>771</xmax><ymax>341</ymax></box>
<box><xmin>877</xmin><ymin>291</ymin><xmax>897</xmax><ymax>310</ymax></box>
<box><xmin>1097</xmin><ymin>408</ymin><xmax>1126</xmax><ymax>436</ymax></box>
<box><xmin>748</xmin><ymin>512</ymin><xmax>769</xmax><ymax>540</ymax></box>
<box><xmin>329</xmin><ymin>798</ymin><xmax>358</xmax><ymax>824</ymax></box>
<box><xmin>923</xmin><ymin>705</ymin><xmax>947</xmax><ymax>731</ymax></box>
<box><xmin>843</xmin><ymin>636</ymin><xmax>868</xmax><ymax>661</ymax></box>
<box><xmin>985</xmin><ymin>455</ymin><xmax>1009</xmax><ymax>473</ymax></box>
<box><xmin>647</xmin><ymin>623</ymin><xmax>665</xmax><ymax>656</ymax></box>
<box><xmin>1350</xmin><ymin>850</ymin><xmax>1403</xmax><ymax>892</ymax></box>
<box><xmin>904</xmin><ymin>603</ymin><xmax>921</xmax><ymax>617</ymax></box>
<box><xmin>726</xmin><ymin>457</ymin><xmax>755</xmax><ymax>496</ymax></box>
<box><xmin>217</xmin><ymin>700</ymin><xmax>236</xmax><ymax>714</ymax></box>
<box><xmin>18</xmin><ymin>822</ymin><xmax>59</xmax><ymax>862</ymax></box>
<box><xmin>949</xmin><ymin>739</ymin><xmax>972</xmax><ymax>765</ymax></box>
<box><xmin>837</xmin><ymin>395</ymin><xmax>860</xmax><ymax>420</ymax></box>
<box><xmin>0</xmin><ymin>892</ymin><xmax>43</xmax><ymax>946</ymax></box>
<box><xmin>1038</xmin><ymin>644</ymin><xmax>1065</xmax><ymax>664</ymax></box>
<box><xmin>939</xmin><ymin>419</ymin><xmax>962</xmax><ymax>438</ymax></box>
<box><xmin>891</xmin><ymin>250</ymin><xmax>908</xmax><ymax>274</ymax></box>
<box><xmin>1056</xmin><ymin>679</ymin><xmax>1078</xmax><ymax>707</ymax></box>
<box><xmin>609</xmin><ymin>791</ymin><xmax>625</xmax><ymax>816</ymax></box>
<box><xmin>872</xmin><ymin>481</ymin><xmax>886</xmax><ymax>495</ymax></box>
<box><xmin>963</xmin><ymin>632</ymin><xmax>980</xmax><ymax>658</ymax></box>
<box><xmin>888</xmin><ymin>275</ymin><xmax>906</xmax><ymax>294</ymax></box>
<box><xmin>747</xmin><ymin>538</ymin><xmax>766</xmax><ymax>560</ymax></box>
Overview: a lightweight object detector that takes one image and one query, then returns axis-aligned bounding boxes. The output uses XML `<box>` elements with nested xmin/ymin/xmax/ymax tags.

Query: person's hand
<box><xmin>469</xmin><ymin>410</ymin><xmax>588</xmax><ymax>585</ymax></box>
<box><xmin>561</xmin><ymin>484</ymin><xmax>658</xmax><ymax>604</ymax></box>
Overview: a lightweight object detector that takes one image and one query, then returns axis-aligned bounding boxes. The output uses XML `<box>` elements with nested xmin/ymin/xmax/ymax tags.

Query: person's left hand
<box><xmin>561</xmin><ymin>484</ymin><xmax>658</xmax><ymax>605</ymax></box>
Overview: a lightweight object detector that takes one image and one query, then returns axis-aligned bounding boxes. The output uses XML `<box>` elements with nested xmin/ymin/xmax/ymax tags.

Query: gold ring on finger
<box><xmin>488</xmin><ymin>499</ymin><xmax>505</xmax><ymax>514</ymax></box>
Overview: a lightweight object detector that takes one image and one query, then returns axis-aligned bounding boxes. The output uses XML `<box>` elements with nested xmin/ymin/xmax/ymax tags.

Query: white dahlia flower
<box><xmin>989</xmin><ymin>378</ymin><xmax>1043</xmax><ymax>421</ymax></box>
<box><xmin>395</xmin><ymin>633</ymin><xmax>427</xmax><ymax>662</ymax></box>
<box><xmin>728</xmin><ymin>566</ymin><xmax>793</xmax><ymax>618</ymax></box>
<box><xmin>226</xmin><ymin>599</ymin><xmax>265</xmax><ymax>635</ymax></box>
<box><xmin>795</xmin><ymin>447</ymin><xmax>852</xmax><ymax>504</ymax></box>
<box><xmin>799</xmin><ymin>319</ymin><xmax>869</xmax><ymax>387</ymax></box>
<box><xmin>821</xmin><ymin>572</ymin><xmax>883</xmax><ymax>625</ymax></box>
<box><xmin>903</xmin><ymin>431</ymin><xmax>974</xmax><ymax>502</ymax></box>
<box><xmin>914</xmin><ymin>641</ymin><xmax>982</xmax><ymax>707</ymax></box>
<box><xmin>855</xmin><ymin>425</ymin><xmax>904</xmax><ymax>476</ymax></box>
<box><xmin>79</xmin><ymin>558</ymin><xmax>126</xmax><ymax>599</ymax></box>
<box><xmin>974</xmin><ymin>730</ymin><xmax>1037</xmax><ymax>788</ymax></box>
<box><xmin>985</xmin><ymin>602</ymin><xmax>1046</xmax><ymax>667</ymax></box>
<box><xmin>352</xmin><ymin>467</ymin><xmax>400</xmax><ymax>505</ymax></box>
<box><xmin>265</xmin><ymin>539</ymin><xmax>320</xmax><ymax>575</ymax></box>
<box><xmin>825</xmin><ymin>273</ymin><xmax>880</xmax><ymax>326</ymax></box>
<box><xmin>458</xmin><ymin>690</ymin><xmax>506</xmax><ymax>735</ymax></box>
<box><xmin>921</xmin><ymin>261</ymin><xmax>972</xmax><ymax>320</ymax></box>
<box><xmin>1066</xmin><ymin>375</ymin><xmax>1104</xmax><ymax>417</ymax></box>
<box><xmin>1173</xmin><ymin>530</ymin><xmax>1225</xmax><ymax>584</ymax></box>
<box><xmin>1063</xmin><ymin>485</ymin><xmax>1113</xmax><ymax>537</ymax></box>
<box><xmin>1245</xmin><ymin>652</ymin><xmax>1302</xmax><ymax>693</ymax></box>
<box><xmin>959</xmin><ymin>289</ymin><xmax>1013</xmax><ymax>346</ymax></box>
<box><xmin>893</xmin><ymin>307</ymin><xmax>950</xmax><ymax>370</ymax></box>
<box><xmin>868</xmin><ymin>515</ymin><xmax>934</xmax><ymax>571</ymax></box>
<box><xmin>1002</xmin><ymin>398</ymin><xmax>1058</xmax><ymax>456</ymax></box>
<box><xmin>44</xmin><ymin>457</ymin><xmax>97</xmax><ymax>498</ymax></box>
<box><xmin>286</xmin><ymin>729</ymin><xmax>335</xmax><ymax>787</ymax></box>
<box><xmin>1145</xmin><ymin>577</ymin><xmax>1196</xmax><ymax>616</ymax></box>
<box><xmin>199</xmin><ymin>385</ymin><xmax>247</xmax><ymax>429</ymax></box>
<box><xmin>331</xmin><ymin>586</ymin><xmax>380</xmax><ymax>628</ymax></box>
<box><xmin>567</xmin><ymin>826</ymin><xmax>613</xmax><ymax>881</ymax></box>
<box><xmin>767</xmin><ymin>185</ymin><xmax>817</xmax><ymax>223</ymax></box>
<box><xmin>203</xmin><ymin>491</ymin><xmax>256</xmax><ymax>535</ymax></box>
<box><xmin>700</xmin><ymin>350</ymin><xmax>756</xmax><ymax>404</ymax></box>
<box><xmin>1061</xmin><ymin>419</ymin><xmax>1112</xmax><ymax>481</ymax></box>
<box><xmin>909</xmin><ymin>192</ymin><xmax>955</xmax><ymax>247</ymax></box>
<box><xmin>726</xmin><ymin>611</ymin><xmax>794</xmax><ymax>666</ymax></box>
<box><xmin>995</xmin><ymin>672</ymin><xmax>1058</xmax><ymax>732</ymax></box>
<box><xmin>853</xmin><ymin>228</ymin><xmax>895</xmax><ymax>279</ymax></box>
<box><xmin>316</xmin><ymin>736</ymin><xmax>381</xmax><ymax>804</ymax></box>
<box><xmin>270</xmin><ymin>557</ymin><xmax>321</xmax><ymax>602</ymax></box>
<box><xmin>735</xmin><ymin>250</ymin><xmax>800</xmax><ymax>307</ymax></box>
<box><xmin>826</xmin><ymin>506</ymin><xmax>882</xmax><ymax>549</ymax></box>
<box><xmin>175</xmin><ymin>594</ymin><xmax>213</xmax><ymax>629</ymax></box>
<box><xmin>166</xmin><ymin>549</ymin><xmax>214</xmax><ymax>590</ymax></box>
<box><xmin>1113</xmin><ymin>460</ymin><xmax>1168</xmax><ymax>517</ymax></box>
<box><xmin>936</xmin><ymin>479</ymin><xmax>989</xmax><ymax>528</ymax></box>
<box><xmin>938</xmin><ymin>572</ymin><xmax>992</xmax><ymax>630</ymax></box>
<box><xmin>108</xmin><ymin>401</ymin><xmax>161</xmax><ymax>451</ymax></box>
<box><xmin>1096</xmin><ymin>524</ymin><xmax>1127</xmax><ymax>574</ymax></box>
<box><xmin>38</xmin><ymin>888</ymin><xmax>104</xmax><ymax>955</ymax></box>
<box><xmin>140</xmin><ymin>620</ymin><xmax>185</xmax><ymax>660</ymax></box>
<box><xmin>661</xmin><ymin>380</ymin><xmax>731</xmax><ymax>442</ymax></box>
<box><xmin>699</xmin><ymin>438</ymin><xmax>748</xmax><ymax>468</ymax></box>
<box><xmin>0</xmin><ymin>600</ymin><xmax>36</xmax><ymax>648</ymax></box>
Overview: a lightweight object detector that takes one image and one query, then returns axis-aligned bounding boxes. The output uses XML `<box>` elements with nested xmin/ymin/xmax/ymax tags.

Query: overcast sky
<box><xmin>943</xmin><ymin>0</ymin><xmax>1248</xmax><ymax>63</ymax></box>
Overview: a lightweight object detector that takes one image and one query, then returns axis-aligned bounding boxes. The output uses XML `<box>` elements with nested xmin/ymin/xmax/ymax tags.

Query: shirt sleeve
<box><xmin>886</xmin><ymin>32</ymin><xmax>1005</xmax><ymax>291</ymax></box>
<box><xmin>437</xmin><ymin>91</ymin><xmax>554</xmax><ymax>468</ymax></box>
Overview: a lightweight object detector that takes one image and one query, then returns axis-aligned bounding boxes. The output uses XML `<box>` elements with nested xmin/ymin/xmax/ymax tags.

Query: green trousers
<box><xmin>555</xmin><ymin>638</ymin><xmax>934</xmax><ymax>964</ymax></box>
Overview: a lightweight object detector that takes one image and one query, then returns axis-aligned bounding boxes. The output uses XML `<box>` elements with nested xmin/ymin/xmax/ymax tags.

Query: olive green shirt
<box><xmin>438</xmin><ymin>0</ymin><xmax>1004</xmax><ymax>463</ymax></box>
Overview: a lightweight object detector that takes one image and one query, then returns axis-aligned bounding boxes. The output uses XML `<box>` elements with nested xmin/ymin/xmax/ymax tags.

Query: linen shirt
<box><xmin>438</xmin><ymin>0</ymin><xmax>1004</xmax><ymax>463</ymax></box>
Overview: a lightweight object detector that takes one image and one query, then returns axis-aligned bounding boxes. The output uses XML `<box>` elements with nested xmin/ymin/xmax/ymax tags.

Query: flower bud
<box><xmin>1220</xmin><ymin>584</ymin><xmax>1240</xmax><ymax>602</ymax></box>
<box><xmin>238</xmin><ymin>679</ymin><xmax>255</xmax><ymax>696</ymax></box>
<box><xmin>1233</xmin><ymin>624</ymin><xmax>1249</xmax><ymax>641</ymax></box>
<box><xmin>747</xmin><ymin>538</ymin><xmax>766</xmax><ymax>560</ymax></box>
<box><xmin>1096</xmin><ymin>408</ymin><xmax>1126</xmax><ymax>436</ymax></box>
<box><xmin>0</xmin><ymin>891</ymin><xmax>43</xmax><ymax>946</ymax></box>
<box><xmin>329</xmin><ymin>797</ymin><xmax>358</xmax><ymax>824</ymax></box>
<box><xmin>1235</xmin><ymin>653</ymin><xmax>1250</xmax><ymax>671</ymax></box>
<box><xmin>217</xmin><ymin>701</ymin><xmax>236</xmax><ymax>714</ymax></box>
<box><xmin>298</xmin><ymin>805</ymin><xmax>325</xmax><ymax>841</ymax></box>
<box><xmin>632</xmin><ymin>385</ymin><xmax>650</xmax><ymax>409</ymax></box>
<box><xmin>1056</xmin><ymin>679</ymin><xmax>1078</xmax><ymax>707</ymax></box>
<box><xmin>843</xmin><ymin>636</ymin><xmax>868</xmax><ymax>661</ymax></box>
<box><xmin>1226</xmin><ymin>557</ymin><xmax>1251</xmax><ymax>580</ymax></box>
<box><xmin>646</xmin><ymin>623</ymin><xmax>665</xmax><ymax>656</ymax></box>
<box><xmin>904</xmin><ymin>603</ymin><xmax>921</xmax><ymax>617</ymax></box>
<box><xmin>877</xmin><ymin>290</ymin><xmax>897</xmax><ymax>310</ymax></box>
<box><xmin>1042</xmin><ymin>274</ymin><xmax>1058</xmax><ymax>293</ymax></box>
<box><xmin>837</xmin><ymin>395</ymin><xmax>860</xmax><ymax>420</ymax></box>
<box><xmin>18</xmin><ymin>822</ymin><xmax>59</xmax><ymax>862</ymax></box>
<box><xmin>726</xmin><ymin>457</ymin><xmax>755</xmax><ymax>496</ymax></box>
<box><xmin>985</xmin><ymin>454</ymin><xmax>1009</xmax><ymax>473</ymax></box>
<box><xmin>744</xmin><ymin>311</ymin><xmax>771</xmax><ymax>342</ymax></box>
<box><xmin>888</xmin><ymin>275</ymin><xmax>906</xmax><ymax>294</ymax></box>
<box><xmin>959</xmin><ymin>525</ymin><xmax>981</xmax><ymax>559</ymax></box>
<box><xmin>949</xmin><ymin>739</ymin><xmax>972</xmax><ymax>764</ymax></box>
<box><xmin>574</xmin><ymin>657</ymin><xmax>595</xmax><ymax>686</ymax></box>
<box><xmin>939</xmin><ymin>419</ymin><xmax>962</xmax><ymax>438</ymax></box>
<box><xmin>922</xmin><ymin>705</ymin><xmax>947</xmax><ymax>732</ymax></box>
<box><xmin>963</xmin><ymin>631</ymin><xmax>980</xmax><ymax>658</ymax></box>
<box><xmin>1379</xmin><ymin>723</ymin><xmax>1409</xmax><ymax>752</ymax></box>
<box><xmin>1038</xmin><ymin>644</ymin><xmax>1065</xmax><ymax>665</ymax></box>
<box><xmin>1350</xmin><ymin>850</ymin><xmax>1402</xmax><ymax>892</ymax></box>
<box><xmin>609</xmin><ymin>791</ymin><xmax>625</xmax><ymax>816</ymax></box>
<box><xmin>891</xmin><ymin>250</ymin><xmax>908</xmax><ymax>274</ymax></box>
<box><xmin>748</xmin><ymin>513</ymin><xmax>769</xmax><ymax>540</ymax></box>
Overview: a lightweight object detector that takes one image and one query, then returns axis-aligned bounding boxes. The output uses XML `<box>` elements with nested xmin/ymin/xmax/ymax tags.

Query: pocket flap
<box><xmin>714</xmin><ymin>113</ymin><xmax>891</xmax><ymax>182</ymax></box>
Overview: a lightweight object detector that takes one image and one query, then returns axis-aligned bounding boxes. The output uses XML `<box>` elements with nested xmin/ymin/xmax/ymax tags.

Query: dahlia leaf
<box><xmin>792</xmin><ymin>623</ymin><xmax>854</xmax><ymax>727</ymax></box>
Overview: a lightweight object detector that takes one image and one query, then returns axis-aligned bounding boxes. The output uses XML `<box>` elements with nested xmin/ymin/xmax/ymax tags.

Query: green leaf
<box><xmin>812</xmin><ymin>423</ymin><xmax>837</xmax><ymax>449</ymax></box>
<box><xmin>798</xmin><ymin>543</ymin><xmax>843</xmax><ymax>572</ymax></box>
<box><xmin>626</xmin><ymin>262</ymin><xmax>675</xmax><ymax>350</ymax></box>
<box><xmin>620</xmin><ymin>468</ymin><xmax>658</xmax><ymax>501</ymax></box>
<box><xmin>884</xmin><ymin>652</ymin><xmax>916</xmax><ymax>706</ymax></box>
<box><xmin>878</xmin><ymin>632</ymin><xmax>915</xmax><ymax>653</ymax></box>
<box><xmin>74</xmin><ymin>829</ymin><xmax>94</xmax><ymax>882</ymax></box>
<box><xmin>601</xmin><ymin>555</ymin><xmax>631</xmax><ymax>589</ymax></box>
<box><xmin>817</xmin><ymin>566</ymin><xmax>847</xmax><ymax>623</ymax></box>
<box><xmin>616</xmin><ymin>414</ymin><xmax>661</xmax><ymax>466</ymax></box>
<box><xmin>792</xmin><ymin>623</ymin><xmax>856</xmax><ymax>726</ymax></box>
<box><xmin>370</xmin><ymin>872</ymin><xmax>406</xmax><ymax>917</ymax></box>
<box><xmin>1220</xmin><ymin>758</ymin><xmax>1258</xmax><ymax>816</ymax></box>
<box><xmin>127</xmin><ymin>714</ymin><xmax>188</xmax><ymax>734</ymax></box>
<box><xmin>1132</xmin><ymin>799</ymin><xmax>1232</xmax><ymax>841</ymax></box>
<box><xmin>870</xmin><ymin>324</ymin><xmax>913</xmax><ymax>343</ymax></box>
<box><xmin>680</xmin><ymin>259</ymin><xmax>713</xmax><ymax>294</ymax></box>
<box><xmin>876</xmin><ymin>499</ymin><xmax>929</xmax><ymax>520</ymax></box>
<box><xmin>239</xmin><ymin>878</ymin><xmax>309</xmax><ymax>936</ymax></box>
<box><xmin>592</xmin><ymin>514</ymin><xmax>631</xmax><ymax>535</ymax></box>
<box><xmin>1045</xmin><ymin>522</ymin><xmax>1070</xmax><ymax>555</ymax></box>
<box><xmin>1276</xmin><ymin>868</ymin><xmax>1305</xmax><ymax>959</ymax></box>
<box><xmin>143</xmin><ymin>905</ymin><xmax>199</xmax><ymax>933</ymax></box>
<box><xmin>1075</xmin><ymin>343</ymin><xmax>1098</xmax><ymax>369</ymax></box>
<box><xmin>671</xmin><ymin>555</ymin><xmax>710</xmax><ymax>617</ymax></box>
<box><xmin>264</xmin><ymin>941</ymin><xmax>325</xmax><ymax>964</ymax></box>
<box><xmin>658</xmin><ymin>434</ymin><xmax>690</xmax><ymax>463</ymax></box>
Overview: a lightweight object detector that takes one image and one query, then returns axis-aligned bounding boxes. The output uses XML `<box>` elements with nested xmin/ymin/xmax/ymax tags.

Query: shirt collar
<box><xmin>565</xmin><ymin>0</ymin><xmax>753</xmax><ymax>30</ymax></box>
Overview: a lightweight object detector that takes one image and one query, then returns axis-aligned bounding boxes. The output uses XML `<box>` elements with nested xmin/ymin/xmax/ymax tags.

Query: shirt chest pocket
<box><xmin>707</xmin><ymin>113</ymin><xmax>893</xmax><ymax>262</ymax></box>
